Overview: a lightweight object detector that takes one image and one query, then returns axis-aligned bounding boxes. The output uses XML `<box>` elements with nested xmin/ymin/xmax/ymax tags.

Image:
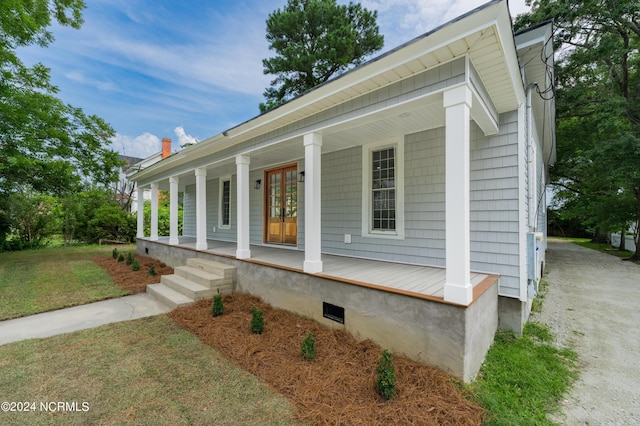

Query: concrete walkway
<box><xmin>0</xmin><ymin>293</ymin><xmax>171</xmax><ymax>345</ymax></box>
<box><xmin>539</xmin><ymin>238</ymin><xmax>640</xmax><ymax>425</ymax></box>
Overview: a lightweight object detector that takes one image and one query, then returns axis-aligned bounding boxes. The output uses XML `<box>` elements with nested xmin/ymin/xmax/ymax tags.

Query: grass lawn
<box><xmin>557</xmin><ymin>237</ymin><xmax>636</xmax><ymax>260</ymax></box>
<box><xmin>0</xmin><ymin>245</ymin><xmax>133</xmax><ymax>320</ymax></box>
<box><xmin>471</xmin><ymin>322</ymin><xmax>578</xmax><ymax>425</ymax></box>
<box><xmin>0</xmin><ymin>315</ymin><xmax>296</xmax><ymax>425</ymax></box>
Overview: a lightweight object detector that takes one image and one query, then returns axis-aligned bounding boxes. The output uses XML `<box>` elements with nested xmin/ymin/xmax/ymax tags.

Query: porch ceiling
<box><xmin>154</xmin><ymin>93</ymin><xmax>444</xmax><ymax>190</ymax></box>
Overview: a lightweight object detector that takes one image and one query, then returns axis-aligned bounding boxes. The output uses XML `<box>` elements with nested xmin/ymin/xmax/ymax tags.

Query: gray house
<box><xmin>131</xmin><ymin>0</ymin><xmax>554</xmax><ymax>382</ymax></box>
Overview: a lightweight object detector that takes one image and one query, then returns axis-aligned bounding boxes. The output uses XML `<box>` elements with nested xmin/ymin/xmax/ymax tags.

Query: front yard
<box><xmin>0</xmin><ymin>245</ymin><xmax>577</xmax><ymax>425</ymax></box>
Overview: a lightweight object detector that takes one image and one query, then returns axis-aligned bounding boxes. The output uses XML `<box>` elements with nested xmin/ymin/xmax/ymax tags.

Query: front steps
<box><xmin>147</xmin><ymin>258</ymin><xmax>236</xmax><ymax>309</ymax></box>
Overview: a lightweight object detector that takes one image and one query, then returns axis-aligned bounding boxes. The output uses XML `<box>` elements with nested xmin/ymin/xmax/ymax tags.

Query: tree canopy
<box><xmin>260</xmin><ymin>0</ymin><xmax>384</xmax><ymax>112</ymax></box>
<box><xmin>516</xmin><ymin>0</ymin><xmax>640</xmax><ymax>258</ymax></box>
<box><xmin>0</xmin><ymin>0</ymin><xmax>121</xmax><ymax>197</ymax></box>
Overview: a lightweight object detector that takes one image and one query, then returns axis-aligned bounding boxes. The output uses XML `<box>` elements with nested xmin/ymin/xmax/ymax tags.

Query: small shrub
<box><xmin>131</xmin><ymin>259</ymin><xmax>140</xmax><ymax>271</ymax></box>
<box><xmin>376</xmin><ymin>349</ymin><xmax>396</xmax><ymax>400</ymax></box>
<box><xmin>212</xmin><ymin>289</ymin><xmax>224</xmax><ymax>317</ymax></box>
<box><xmin>147</xmin><ymin>265</ymin><xmax>157</xmax><ymax>276</ymax></box>
<box><xmin>111</xmin><ymin>248</ymin><xmax>118</xmax><ymax>259</ymax></box>
<box><xmin>251</xmin><ymin>306</ymin><xmax>264</xmax><ymax>334</ymax></box>
<box><xmin>117</xmin><ymin>253</ymin><xmax>124</xmax><ymax>262</ymax></box>
<box><xmin>301</xmin><ymin>331</ymin><xmax>316</xmax><ymax>361</ymax></box>
<box><xmin>126</xmin><ymin>252</ymin><xmax>134</xmax><ymax>265</ymax></box>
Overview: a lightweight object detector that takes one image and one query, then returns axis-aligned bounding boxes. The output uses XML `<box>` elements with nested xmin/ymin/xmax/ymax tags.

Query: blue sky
<box><xmin>18</xmin><ymin>0</ymin><xmax>529</xmax><ymax>159</ymax></box>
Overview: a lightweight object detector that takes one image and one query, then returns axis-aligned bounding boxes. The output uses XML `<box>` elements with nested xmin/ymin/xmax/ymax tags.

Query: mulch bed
<box><xmin>93</xmin><ymin>255</ymin><xmax>485</xmax><ymax>424</ymax></box>
<box><xmin>170</xmin><ymin>294</ymin><xmax>486</xmax><ymax>425</ymax></box>
<box><xmin>92</xmin><ymin>253</ymin><xmax>174</xmax><ymax>293</ymax></box>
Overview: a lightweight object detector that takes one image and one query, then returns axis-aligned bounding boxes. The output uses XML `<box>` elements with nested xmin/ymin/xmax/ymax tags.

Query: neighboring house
<box><xmin>118</xmin><ymin>138</ymin><xmax>172</xmax><ymax>212</ymax></box>
<box><xmin>130</xmin><ymin>0</ymin><xmax>554</xmax><ymax>382</ymax></box>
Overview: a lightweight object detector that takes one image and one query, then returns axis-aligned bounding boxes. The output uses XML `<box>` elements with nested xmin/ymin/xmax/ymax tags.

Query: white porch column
<box><xmin>443</xmin><ymin>86</ymin><xmax>473</xmax><ymax>305</ymax></box>
<box><xmin>303</xmin><ymin>133</ymin><xmax>323</xmax><ymax>273</ymax></box>
<box><xmin>169</xmin><ymin>176</ymin><xmax>179</xmax><ymax>245</ymax></box>
<box><xmin>195</xmin><ymin>168</ymin><xmax>208</xmax><ymax>250</ymax></box>
<box><xmin>236</xmin><ymin>155</ymin><xmax>251</xmax><ymax>259</ymax></box>
<box><xmin>150</xmin><ymin>182</ymin><xmax>159</xmax><ymax>241</ymax></box>
<box><xmin>136</xmin><ymin>186</ymin><xmax>145</xmax><ymax>238</ymax></box>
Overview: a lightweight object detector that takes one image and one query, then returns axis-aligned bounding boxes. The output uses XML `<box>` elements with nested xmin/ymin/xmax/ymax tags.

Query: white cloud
<box><xmin>174</xmin><ymin>126</ymin><xmax>198</xmax><ymax>147</ymax></box>
<box><xmin>112</xmin><ymin>132</ymin><xmax>161</xmax><ymax>159</ymax></box>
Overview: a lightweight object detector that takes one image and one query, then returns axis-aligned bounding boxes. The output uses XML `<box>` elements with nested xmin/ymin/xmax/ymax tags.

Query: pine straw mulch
<box><xmin>170</xmin><ymin>293</ymin><xmax>486</xmax><ymax>425</ymax></box>
<box><xmin>92</xmin><ymin>254</ymin><xmax>174</xmax><ymax>293</ymax></box>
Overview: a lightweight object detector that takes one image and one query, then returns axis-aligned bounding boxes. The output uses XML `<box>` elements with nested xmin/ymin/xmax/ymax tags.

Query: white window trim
<box><xmin>218</xmin><ymin>176</ymin><xmax>231</xmax><ymax>229</ymax></box>
<box><xmin>361</xmin><ymin>138</ymin><xmax>404</xmax><ymax>240</ymax></box>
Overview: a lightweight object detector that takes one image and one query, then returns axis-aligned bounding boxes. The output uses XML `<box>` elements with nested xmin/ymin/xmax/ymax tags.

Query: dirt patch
<box><xmin>92</xmin><ymin>254</ymin><xmax>173</xmax><ymax>293</ymax></box>
<box><xmin>170</xmin><ymin>294</ymin><xmax>485</xmax><ymax>425</ymax></box>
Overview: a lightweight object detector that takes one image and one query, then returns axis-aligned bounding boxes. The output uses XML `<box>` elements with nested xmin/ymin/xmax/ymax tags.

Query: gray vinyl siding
<box><xmin>183</xmin><ymin>185</ymin><xmax>196</xmax><ymax>236</ymax></box>
<box><xmin>320</xmin><ymin>129</ymin><xmax>447</xmax><ymax>265</ymax></box>
<box><xmin>470</xmin><ymin>111</ymin><xmax>521</xmax><ymax>296</ymax></box>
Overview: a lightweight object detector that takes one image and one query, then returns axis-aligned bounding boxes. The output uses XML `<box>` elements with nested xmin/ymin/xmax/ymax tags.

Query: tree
<box><xmin>516</xmin><ymin>0</ymin><xmax>640</xmax><ymax>259</ymax></box>
<box><xmin>0</xmin><ymin>1</ymin><xmax>122</xmax><ymax>198</ymax></box>
<box><xmin>87</xmin><ymin>203</ymin><xmax>136</xmax><ymax>243</ymax></box>
<box><xmin>260</xmin><ymin>0</ymin><xmax>384</xmax><ymax>112</ymax></box>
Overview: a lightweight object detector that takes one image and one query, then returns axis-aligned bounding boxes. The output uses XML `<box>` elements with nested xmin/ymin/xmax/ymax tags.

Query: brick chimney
<box><xmin>161</xmin><ymin>138</ymin><xmax>171</xmax><ymax>159</ymax></box>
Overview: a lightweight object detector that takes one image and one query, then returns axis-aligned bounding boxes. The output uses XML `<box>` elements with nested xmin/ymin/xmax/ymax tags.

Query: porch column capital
<box><xmin>169</xmin><ymin>176</ymin><xmax>179</xmax><ymax>245</ymax></box>
<box><xmin>303</xmin><ymin>132</ymin><xmax>323</xmax><ymax>147</ymax></box>
<box><xmin>235</xmin><ymin>154</ymin><xmax>250</xmax><ymax>165</ymax></box>
<box><xmin>236</xmin><ymin>155</ymin><xmax>251</xmax><ymax>259</ymax></box>
<box><xmin>304</xmin><ymin>133</ymin><xmax>323</xmax><ymax>273</ymax></box>
<box><xmin>195</xmin><ymin>168</ymin><xmax>208</xmax><ymax>250</ymax></box>
<box><xmin>443</xmin><ymin>85</ymin><xmax>472</xmax><ymax>109</ymax></box>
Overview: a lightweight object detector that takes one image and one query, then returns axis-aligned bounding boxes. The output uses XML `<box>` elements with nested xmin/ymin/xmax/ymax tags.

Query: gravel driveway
<box><xmin>534</xmin><ymin>238</ymin><xmax>640</xmax><ymax>425</ymax></box>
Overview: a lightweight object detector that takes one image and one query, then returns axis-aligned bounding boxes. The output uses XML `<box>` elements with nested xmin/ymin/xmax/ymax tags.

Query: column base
<box><xmin>236</xmin><ymin>249</ymin><xmax>251</xmax><ymax>259</ymax></box>
<box><xmin>444</xmin><ymin>282</ymin><xmax>473</xmax><ymax>305</ymax></box>
<box><xmin>303</xmin><ymin>260</ymin><xmax>323</xmax><ymax>274</ymax></box>
<box><xmin>195</xmin><ymin>242</ymin><xmax>208</xmax><ymax>251</ymax></box>
<box><xmin>169</xmin><ymin>237</ymin><xmax>179</xmax><ymax>245</ymax></box>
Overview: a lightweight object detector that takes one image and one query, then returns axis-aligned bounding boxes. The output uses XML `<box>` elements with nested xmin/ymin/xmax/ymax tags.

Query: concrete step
<box><xmin>174</xmin><ymin>265</ymin><xmax>224</xmax><ymax>288</ymax></box>
<box><xmin>147</xmin><ymin>284</ymin><xmax>193</xmax><ymax>309</ymax></box>
<box><xmin>161</xmin><ymin>274</ymin><xmax>230</xmax><ymax>300</ymax></box>
<box><xmin>187</xmin><ymin>258</ymin><xmax>236</xmax><ymax>284</ymax></box>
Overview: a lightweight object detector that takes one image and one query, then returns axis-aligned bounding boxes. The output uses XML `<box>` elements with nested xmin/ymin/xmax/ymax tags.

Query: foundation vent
<box><xmin>323</xmin><ymin>302</ymin><xmax>345</xmax><ymax>324</ymax></box>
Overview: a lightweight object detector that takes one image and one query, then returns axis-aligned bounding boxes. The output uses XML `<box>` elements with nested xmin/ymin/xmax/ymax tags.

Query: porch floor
<box><xmin>148</xmin><ymin>236</ymin><xmax>497</xmax><ymax>305</ymax></box>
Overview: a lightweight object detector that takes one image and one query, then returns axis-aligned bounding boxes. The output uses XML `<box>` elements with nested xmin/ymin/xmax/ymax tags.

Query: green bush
<box><xmin>112</xmin><ymin>248</ymin><xmax>118</xmax><ymax>259</ymax></box>
<box><xmin>301</xmin><ymin>331</ymin><xmax>316</xmax><ymax>361</ymax></box>
<box><xmin>87</xmin><ymin>203</ymin><xmax>136</xmax><ymax>244</ymax></box>
<box><xmin>375</xmin><ymin>349</ymin><xmax>396</xmax><ymax>400</ymax></box>
<box><xmin>125</xmin><ymin>252</ymin><xmax>133</xmax><ymax>265</ymax></box>
<box><xmin>212</xmin><ymin>289</ymin><xmax>224</xmax><ymax>317</ymax></box>
<box><xmin>117</xmin><ymin>253</ymin><xmax>124</xmax><ymax>262</ymax></box>
<box><xmin>147</xmin><ymin>265</ymin><xmax>157</xmax><ymax>276</ymax></box>
<box><xmin>131</xmin><ymin>259</ymin><xmax>140</xmax><ymax>271</ymax></box>
<box><xmin>250</xmin><ymin>306</ymin><xmax>264</xmax><ymax>334</ymax></box>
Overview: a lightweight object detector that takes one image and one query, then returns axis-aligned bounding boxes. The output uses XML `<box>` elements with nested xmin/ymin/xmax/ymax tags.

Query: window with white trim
<box><xmin>362</xmin><ymin>140</ymin><xmax>404</xmax><ymax>239</ymax></box>
<box><xmin>372</xmin><ymin>147</ymin><xmax>396</xmax><ymax>230</ymax></box>
<box><xmin>219</xmin><ymin>178</ymin><xmax>231</xmax><ymax>228</ymax></box>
